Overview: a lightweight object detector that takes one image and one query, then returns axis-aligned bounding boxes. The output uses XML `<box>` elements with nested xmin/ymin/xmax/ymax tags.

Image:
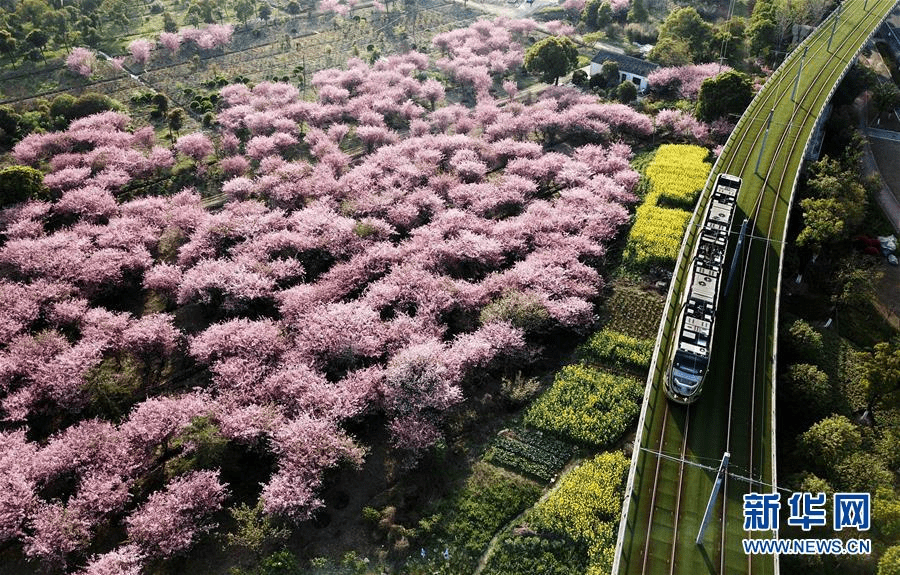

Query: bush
<box><xmin>616</xmin><ymin>80</ymin><xmax>637</xmax><ymax>103</ymax></box>
<box><xmin>49</xmin><ymin>93</ymin><xmax>77</xmax><ymax>122</ymax></box>
<box><xmin>524</xmin><ymin>364</ymin><xmax>642</xmax><ymax>447</ymax></box>
<box><xmin>480</xmin><ymin>291</ymin><xmax>552</xmax><ymax>333</ymax></box>
<box><xmin>578</xmin><ymin>329</ymin><xmax>654</xmax><ymax>373</ymax></box>
<box><xmin>784</xmin><ymin>319</ymin><xmax>824</xmax><ymax>363</ymax></box>
<box><xmin>0</xmin><ymin>165</ymin><xmax>52</xmax><ymax>207</ymax></box>
<box><xmin>572</xmin><ymin>69</ymin><xmax>588</xmax><ymax>86</ymax></box>
<box><xmin>67</xmin><ymin>92</ymin><xmax>123</xmax><ymax>121</ymax></box>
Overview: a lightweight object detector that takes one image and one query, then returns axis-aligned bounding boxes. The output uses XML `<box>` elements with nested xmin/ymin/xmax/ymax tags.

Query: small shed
<box><xmin>589</xmin><ymin>49</ymin><xmax>659</xmax><ymax>92</ymax></box>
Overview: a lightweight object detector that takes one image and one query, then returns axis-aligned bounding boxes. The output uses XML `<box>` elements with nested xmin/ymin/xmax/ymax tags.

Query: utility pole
<box><xmin>791</xmin><ymin>46</ymin><xmax>809</xmax><ymax>102</ymax></box>
<box><xmin>828</xmin><ymin>3</ymin><xmax>842</xmax><ymax>51</ymax></box>
<box><xmin>696</xmin><ymin>452</ymin><xmax>731</xmax><ymax>546</ymax></box>
<box><xmin>755</xmin><ymin>108</ymin><xmax>775</xmax><ymax>175</ymax></box>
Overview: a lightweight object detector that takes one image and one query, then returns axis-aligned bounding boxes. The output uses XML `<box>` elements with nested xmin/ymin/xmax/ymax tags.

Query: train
<box><xmin>666</xmin><ymin>173</ymin><xmax>742</xmax><ymax>404</ymax></box>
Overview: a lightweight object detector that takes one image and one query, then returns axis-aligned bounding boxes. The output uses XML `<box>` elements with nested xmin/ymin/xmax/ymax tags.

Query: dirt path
<box><xmin>472</xmin><ymin>456</ymin><xmax>586</xmax><ymax>575</ymax></box>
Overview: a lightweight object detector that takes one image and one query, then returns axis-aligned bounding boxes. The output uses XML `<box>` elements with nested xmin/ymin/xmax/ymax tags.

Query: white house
<box><xmin>589</xmin><ymin>49</ymin><xmax>659</xmax><ymax>92</ymax></box>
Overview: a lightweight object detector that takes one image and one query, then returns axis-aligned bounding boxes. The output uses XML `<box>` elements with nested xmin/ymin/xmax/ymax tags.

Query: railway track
<box><xmin>618</xmin><ymin>0</ymin><xmax>899</xmax><ymax>573</ymax></box>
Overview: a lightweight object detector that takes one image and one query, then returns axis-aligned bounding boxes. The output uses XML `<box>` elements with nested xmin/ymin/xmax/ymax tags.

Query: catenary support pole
<box><xmin>755</xmin><ymin>108</ymin><xmax>775</xmax><ymax>175</ymax></box>
<box><xmin>791</xmin><ymin>46</ymin><xmax>809</xmax><ymax>102</ymax></box>
<box><xmin>696</xmin><ymin>452</ymin><xmax>731</xmax><ymax>546</ymax></box>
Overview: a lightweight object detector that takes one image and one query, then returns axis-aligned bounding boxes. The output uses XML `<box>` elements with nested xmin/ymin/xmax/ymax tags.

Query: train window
<box><xmin>674</xmin><ymin>350</ymin><xmax>707</xmax><ymax>375</ymax></box>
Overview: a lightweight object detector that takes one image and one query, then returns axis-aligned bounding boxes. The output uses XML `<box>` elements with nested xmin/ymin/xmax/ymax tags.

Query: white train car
<box><xmin>666</xmin><ymin>173</ymin><xmax>741</xmax><ymax>404</ymax></box>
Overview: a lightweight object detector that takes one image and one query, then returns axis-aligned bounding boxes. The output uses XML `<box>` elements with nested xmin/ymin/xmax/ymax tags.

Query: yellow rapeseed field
<box><xmin>624</xmin><ymin>144</ymin><xmax>712</xmax><ymax>271</ymax></box>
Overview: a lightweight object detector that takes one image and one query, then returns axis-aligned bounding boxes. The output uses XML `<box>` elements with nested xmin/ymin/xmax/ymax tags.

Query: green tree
<box><xmin>833</xmin><ymin>255</ymin><xmax>881</xmax><ymax>311</ymax></box>
<box><xmin>783</xmin><ymin>363</ymin><xmax>830</xmax><ymax>423</ymax></box>
<box><xmin>188</xmin><ymin>0</ymin><xmax>222</xmax><ymax>23</ymax></box>
<box><xmin>98</xmin><ymin>0</ymin><xmax>131</xmax><ymax>32</ymax></box>
<box><xmin>835</xmin><ymin>451</ymin><xmax>893</xmax><ymax>492</ymax></box>
<box><xmin>796</xmin><ymin>197</ymin><xmax>847</xmax><ymax>249</ymax></box>
<box><xmin>653</xmin><ymin>7</ymin><xmax>713</xmax><ymax>62</ymax></box>
<box><xmin>163</xmin><ymin>11</ymin><xmax>179</xmax><ymax>33</ymax></box>
<box><xmin>860</xmin><ymin>340</ymin><xmax>900</xmax><ymax>421</ymax></box>
<box><xmin>601</xmin><ymin>60</ymin><xmax>620</xmax><ymax>86</ymax></box>
<box><xmin>167</xmin><ymin>107</ymin><xmax>185</xmax><ymax>140</ymax></box>
<box><xmin>748</xmin><ymin>0</ymin><xmax>777</xmax><ymax>57</ymax></box>
<box><xmin>572</xmin><ymin>69</ymin><xmax>588</xmax><ymax>86</ymax></box>
<box><xmin>872</xmin><ymin>81</ymin><xmax>900</xmax><ymax>120</ymax></box>
<box><xmin>231</xmin><ymin>550</ymin><xmax>303</xmax><ymax>575</ymax></box>
<box><xmin>258</xmin><ymin>3</ymin><xmax>272</xmax><ymax>21</ymax></box>
<box><xmin>524</xmin><ymin>36</ymin><xmax>579</xmax><ymax>85</ymax></box>
<box><xmin>226</xmin><ymin>501</ymin><xmax>290</xmax><ymax>559</ymax></box>
<box><xmin>785</xmin><ymin>319</ymin><xmax>823</xmax><ymax>362</ymax></box>
<box><xmin>582</xmin><ymin>0</ymin><xmax>602</xmax><ymax>28</ymax></box>
<box><xmin>799</xmin><ymin>415</ymin><xmax>861</xmax><ymax>475</ymax></box>
<box><xmin>0</xmin><ymin>29</ymin><xmax>17</xmax><ymax>67</ymax></box>
<box><xmin>616</xmin><ymin>80</ymin><xmax>637</xmax><ymax>103</ymax></box>
<box><xmin>48</xmin><ymin>8</ymin><xmax>77</xmax><ymax>50</ymax></box>
<box><xmin>696</xmin><ymin>70</ymin><xmax>753</xmax><ymax>121</ymax></box>
<box><xmin>286</xmin><ymin>0</ymin><xmax>301</xmax><ymax>14</ymax></box>
<box><xmin>25</xmin><ymin>29</ymin><xmax>48</xmax><ymax>63</ymax></box>
<box><xmin>881</xmin><ymin>546</ymin><xmax>900</xmax><ymax>575</ymax></box>
<box><xmin>16</xmin><ymin>0</ymin><xmax>51</xmax><ymax>24</ymax></box>
<box><xmin>798</xmin><ymin>472</ymin><xmax>833</xmax><ymax>498</ymax></box>
<box><xmin>0</xmin><ymin>105</ymin><xmax>21</xmax><ymax>147</ymax></box>
<box><xmin>152</xmin><ymin>93</ymin><xmax>169</xmax><ymax>113</ymax></box>
<box><xmin>0</xmin><ymin>165</ymin><xmax>51</xmax><ymax>207</ymax></box>
<box><xmin>873</xmin><ymin>488</ymin><xmax>900</xmax><ymax>542</ymax></box>
<box><xmin>234</xmin><ymin>0</ymin><xmax>257</xmax><ymax>25</ymax></box>
<box><xmin>714</xmin><ymin>17</ymin><xmax>748</xmax><ymax>66</ymax></box>
<box><xmin>647</xmin><ymin>36</ymin><xmax>693</xmax><ymax>67</ymax></box>
<box><xmin>796</xmin><ymin>156</ymin><xmax>867</xmax><ymax>249</ymax></box>
<box><xmin>78</xmin><ymin>20</ymin><xmax>101</xmax><ymax>47</ymax></box>
<box><xmin>595</xmin><ymin>1</ymin><xmax>612</xmax><ymax>27</ymax></box>
<box><xmin>627</xmin><ymin>0</ymin><xmax>648</xmax><ymax>23</ymax></box>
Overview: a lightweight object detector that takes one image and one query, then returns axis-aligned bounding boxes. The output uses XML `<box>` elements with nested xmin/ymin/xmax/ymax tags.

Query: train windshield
<box><xmin>672</xmin><ymin>351</ymin><xmax>708</xmax><ymax>382</ymax></box>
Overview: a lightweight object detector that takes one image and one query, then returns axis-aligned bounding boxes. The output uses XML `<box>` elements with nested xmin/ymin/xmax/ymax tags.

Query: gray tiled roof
<box><xmin>590</xmin><ymin>49</ymin><xmax>659</xmax><ymax>78</ymax></box>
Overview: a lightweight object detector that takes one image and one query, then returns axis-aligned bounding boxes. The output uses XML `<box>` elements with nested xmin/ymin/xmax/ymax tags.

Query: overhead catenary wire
<box><xmin>639</xmin><ymin>447</ymin><xmax>794</xmax><ymax>493</ymax></box>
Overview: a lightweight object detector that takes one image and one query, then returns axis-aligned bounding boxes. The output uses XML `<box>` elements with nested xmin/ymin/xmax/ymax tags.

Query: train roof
<box><xmin>675</xmin><ymin>173</ymin><xmax>740</xmax><ymax>358</ymax></box>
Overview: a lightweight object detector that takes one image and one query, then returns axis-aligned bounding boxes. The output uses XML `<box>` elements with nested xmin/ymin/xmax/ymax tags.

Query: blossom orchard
<box><xmin>0</xmin><ymin>18</ymin><xmax>671</xmax><ymax>573</ymax></box>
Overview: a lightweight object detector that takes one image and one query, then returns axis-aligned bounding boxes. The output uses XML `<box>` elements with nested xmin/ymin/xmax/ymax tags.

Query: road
<box><xmin>614</xmin><ymin>1</ymin><xmax>900</xmax><ymax>574</ymax></box>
